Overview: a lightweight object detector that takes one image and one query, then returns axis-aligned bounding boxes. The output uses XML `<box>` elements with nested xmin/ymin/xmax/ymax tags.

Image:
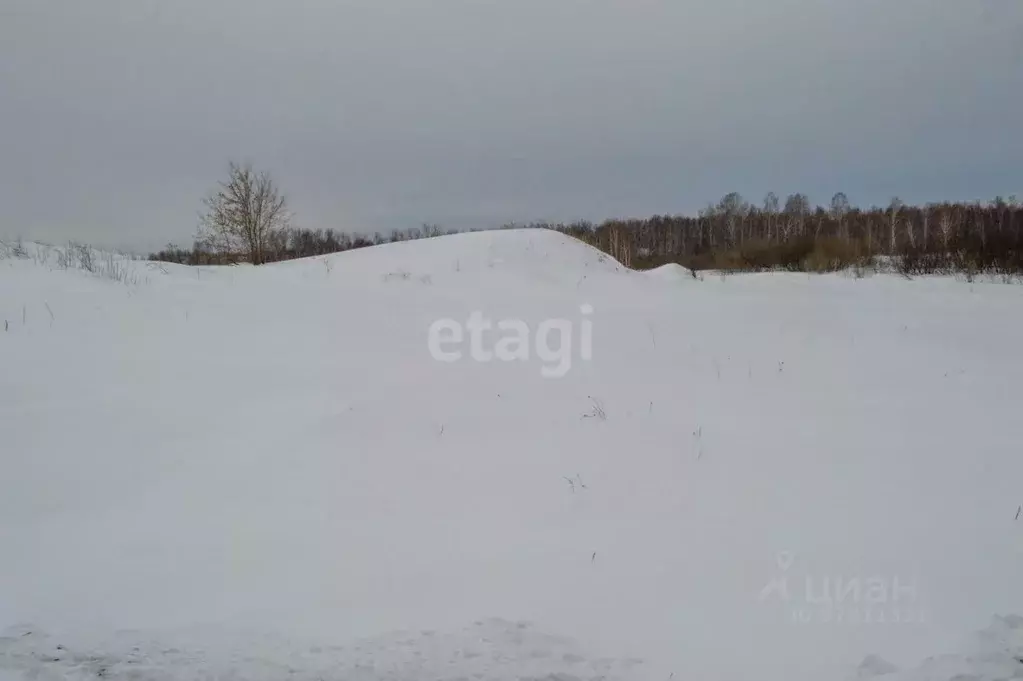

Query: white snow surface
<box><xmin>2</xmin><ymin>230</ymin><xmax>1023</xmax><ymax>680</ymax></box>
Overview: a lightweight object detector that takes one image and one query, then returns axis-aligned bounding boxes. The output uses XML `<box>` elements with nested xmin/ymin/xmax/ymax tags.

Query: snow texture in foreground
<box><xmin>2</xmin><ymin>231</ymin><xmax>1023</xmax><ymax>680</ymax></box>
<box><xmin>2</xmin><ymin>616</ymin><xmax>1023</xmax><ymax>681</ymax></box>
<box><xmin>0</xmin><ymin>618</ymin><xmax>645</xmax><ymax>681</ymax></box>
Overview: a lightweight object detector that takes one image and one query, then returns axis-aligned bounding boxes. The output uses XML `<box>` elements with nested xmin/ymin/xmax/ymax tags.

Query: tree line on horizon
<box><xmin>563</xmin><ymin>192</ymin><xmax>1023</xmax><ymax>276</ymax></box>
<box><xmin>151</xmin><ymin>163</ymin><xmax>1022</xmax><ymax>277</ymax></box>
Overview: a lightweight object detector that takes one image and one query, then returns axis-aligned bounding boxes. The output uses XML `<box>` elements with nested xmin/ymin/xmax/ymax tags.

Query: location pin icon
<box><xmin>776</xmin><ymin>551</ymin><xmax>794</xmax><ymax>572</ymax></box>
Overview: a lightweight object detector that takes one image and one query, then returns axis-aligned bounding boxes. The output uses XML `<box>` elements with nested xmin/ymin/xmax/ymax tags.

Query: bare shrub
<box><xmin>801</xmin><ymin>237</ymin><xmax>872</xmax><ymax>272</ymax></box>
<box><xmin>50</xmin><ymin>242</ymin><xmax>140</xmax><ymax>285</ymax></box>
<box><xmin>75</xmin><ymin>243</ymin><xmax>94</xmax><ymax>272</ymax></box>
<box><xmin>56</xmin><ymin>244</ymin><xmax>74</xmax><ymax>269</ymax></box>
<box><xmin>1</xmin><ymin>238</ymin><xmax>29</xmax><ymax>260</ymax></box>
<box><xmin>12</xmin><ymin>238</ymin><xmax>28</xmax><ymax>259</ymax></box>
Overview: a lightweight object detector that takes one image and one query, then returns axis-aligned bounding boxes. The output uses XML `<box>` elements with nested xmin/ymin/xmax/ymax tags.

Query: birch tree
<box><xmin>199</xmin><ymin>162</ymin><xmax>290</xmax><ymax>265</ymax></box>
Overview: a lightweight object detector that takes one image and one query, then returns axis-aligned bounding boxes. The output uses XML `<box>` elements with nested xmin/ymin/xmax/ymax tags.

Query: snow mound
<box><xmin>856</xmin><ymin>654</ymin><xmax>900</xmax><ymax>677</ymax></box>
<box><xmin>642</xmin><ymin>262</ymin><xmax>696</xmax><ymax>282</ymax></box>
<box><xmin>264</xmin><ymin>228</ymin><xmax>626</xmax><ymax>283</ymax></box>
<box><xmin>852</xmin><ymin>615</ymin><xmax>1023</xmax><ymax>681</ymax></box>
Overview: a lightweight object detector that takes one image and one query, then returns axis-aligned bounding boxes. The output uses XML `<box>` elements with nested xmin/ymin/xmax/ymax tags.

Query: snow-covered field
<box><xmin>2</xmin><ymin>230</ymin><xmax>1022</xmax><ymax>681</ymax></box>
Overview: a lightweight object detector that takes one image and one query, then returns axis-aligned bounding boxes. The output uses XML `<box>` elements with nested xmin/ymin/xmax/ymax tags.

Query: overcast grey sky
<box><xmin>2</xmin><ymin>0</ymin><xmax>1021</xmax><ymax>251</ymax></box>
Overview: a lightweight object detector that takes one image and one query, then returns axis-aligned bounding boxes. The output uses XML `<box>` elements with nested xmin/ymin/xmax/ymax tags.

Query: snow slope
<box><xmin>1</xmin><ymin>230</ymin><xmax>1022</xmax><ymax>681</ymax></box>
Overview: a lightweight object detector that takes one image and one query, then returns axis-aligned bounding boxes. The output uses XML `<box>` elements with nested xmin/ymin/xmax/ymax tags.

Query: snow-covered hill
<box><xmin>2</xmin><ymin>230</ymin><xmax>1022</xmax><ymax>681</ymax></box>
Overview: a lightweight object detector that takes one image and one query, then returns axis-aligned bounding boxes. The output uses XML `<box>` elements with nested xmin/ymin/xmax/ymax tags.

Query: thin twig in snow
<box><xmin>581</xmin><ymin>397</ymin><xmax>607</xmax><ymax>421</ymax></box>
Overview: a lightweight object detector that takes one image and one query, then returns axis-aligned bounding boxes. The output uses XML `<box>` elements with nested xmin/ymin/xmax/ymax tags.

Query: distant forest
<box><xmin>151</xmin><ymin>193</ymin><xmax>1023</xmax><ymax>277</ymax></box>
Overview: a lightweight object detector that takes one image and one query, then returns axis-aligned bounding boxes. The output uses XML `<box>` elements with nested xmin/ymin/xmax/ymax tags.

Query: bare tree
<box><xmin>938</xmin><ymin>204</ymin><xmax>953</xmax><ymax>252</ymax></box>
<box><xmin>764</xmin><ymin>192</ymin><xmax>780</xmax><ymax>241</ymax></box>
<box><xmin>198</xmin><ymin>162</ymin><xmax>290</xmax><ymax>264</ymax></box>
<box><xmin>784</xmin><ymin>193</ymin><xmax>810</xmax><ymax>239</ymax></box>
<box><xmin>718</xmin><ymin>192</ymin><xmax>747</xmax><ymax>246</ymax></box>
<box><xmin>888</xmin><ymin>196</ymin><xmax>903</xmax><ymax>253</ymax></box>
<box><xmin>830</xmin><ymin>192</ymin><xmax>850</xmax><ymax>240</ymax></box>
